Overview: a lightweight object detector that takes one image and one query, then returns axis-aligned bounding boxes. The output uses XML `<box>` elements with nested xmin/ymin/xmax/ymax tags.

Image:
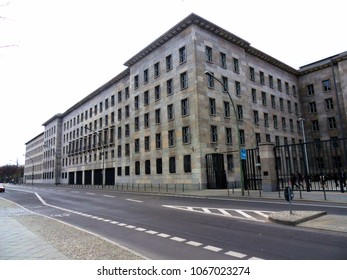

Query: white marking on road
<box><xmin>254</xmin><ymin>210</ymin><xmax>271</xmax><ymax>218</ymax></box>
<box><xmin>202</xmin><ymin>207</ymin><xmax>212</xmax><ymax>214</ymax></box>
<box><xmin>249</xmin><ymin>257</ymin><xmax>264</xmax><ymax>260</ymax></box>
<box><xmin>235</xmin><ymin>210</ymin><xmax>256</xmax><ymax>220</ymax></box>
<box><xmin>157</xmin><ymin>233</ymin><xmax>171</xmax><ymax>238</ymax></box>
<box><xmin>118</xmin><ymin>223</ymin><xmax>127</xmax><ymax>226</ymax></box>
<box><xmin>218</xmin><ymin>209</ymin><xmax>233</xmax><ymax>216</ymax></box>
<box><xmin>135</xmin><ymin>227</ymin><xmax>147</xmax><ymax>232</ymax></box>
<box><xmin>86</xmin><ymin>192</ymin><xmax>95</xmax><ymax>195</ymax></box>
<box><xmin>204</xmin><ymin>245</ymin><xmax>222</xmax><ymax>252</ymax></box>
<box><xmin>103</xmin><ymin>195</ymin><xmax>115</xmax><ymax>198</ymax></box>
<box><xmin>71</xmin><ymin>191</ymin><xmax>80</xmax><ymax>193</ymax></box>
<box><xmin>126</xmin><ymin>199</ymin><xmax>143</xmax><ymax>203</ymax></box>
<box><xmin>110</xmin><ymin>221</ymin><xmax>119</xmax><ymax>224</ymax></box>
<box><xmin>170</xmin><ymin>237</ymin><xmax>186</xmax><ymax>242</ymax></box>
<box><xmin>186</xmin><ymin>241</ymin><xmax>203</xmax><ymax>247</ymax></box>
<box><xmin>145</xmin><ymin>230</ymin><xmax>158</xmax><ymax>235</ymax></box>
<box><xmin>225</xmin><ymin>250</ymin><xmax>247</xmax><ymax>258</ymax></box>
<box><xmin>126</xmin><ymin>225</ymin><xmax>136</xmax><ymax>229</ymax></box>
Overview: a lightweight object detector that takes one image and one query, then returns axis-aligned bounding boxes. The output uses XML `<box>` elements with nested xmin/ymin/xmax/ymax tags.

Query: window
<box><xmin>282</xmin><ymin>117</ymin><xmax>287</xmax><ymax>130</ymax></box>
<box><xmin>156</xmin><ymin>133</ymin><xmax>162</xmax><ymax>149</ymax></box>
<box><xmin>273</xmin><ymin>115</ymin><xmax>278</xmax><ymax>129</ymax></box>
<box><xmin>252</xmin><ymin>88</ymin><xmax>257</xmax><ymax>102</ymax></box>
<box><xmin>184</xmin><ymin>155</ymin><xmax>191</xmax><ymax>173</ymax></box>
<box><xmin>125</xmin><ymin>87</ymin><xmax>130</xmax><ymax>99</ymax></box>
<box><xmin>235</xmin><ymin>81</ymin><xmax>241</xmax><ymax>96</ymax></box>
<box><xmin>287</xmin><ymin>100</ymin><xmax>292</xmax><ymax>113</ymax></box>
<box><xmin>307</xmin><ymin>84</ymin><xmax>315</xmax><ymax>96</ymax></box>
<box><xmin>292</xmin><ymin>85</ymin><xmax>297</xmax><ymax>97</ymax></box>
<box><xmin>207</xmin><ymin>72</ymin><xmax>214</xmax><ymax>88</ymax></box>
<box><xmin>135</xmin><ymin>117</ymin><xmax>139</xmax><ymax>131</ymax></box>
<box><xmin>309</xmin><ymin>102</ymin><xmax>317</xmax><ymax>113</ymax></box>
<box><xmin>169</xmin><ymin>157</ymin><xmax>176</xmax><ymax>173</ymax></box>
<box><xmin>328</xmin><ymin>117</ymin><xmax>337</xmax><ymax>129</ymax></box>
<box><xmin>225</xmin><ymin>127</ymin><xmax>232</xmax><ymax>144</ymax></box>
<box><xmin>322</xmin><ymin>79</ymin><xmax>331</xmax><ymax>91</ymax></box>
<box><xmin>269</xmin><ymin>75</ymin><xmax>274</xmax><ymax>88</ymax></box>
<box><xmin>145</xmin><ymin>160</ymin><xmax>151</xmax><ymax>174</ymax></box>
<box><xmin>312</xmin><ymin>120</ymin><xmax>319</xmax><ymax>131</ymax></box>
<box><xmin>135</xmin><ymin>161</ymin><xmax>140</xmax><ymax>175</ymax></box>
<box><xmin>125</xmin><ymin>166</ymin><xmax>130</xmax><ymax>175</ymax></box>
<box><xmin>118</xmin><ymin>91</ymin><xmax>122</xmax><ymax>103</ymax></box>
<box><xmin>155</xmin><ymin>85</ymin><xmax>161</xmax><ymax>100</ymax></box>
<box><xmin>253</xmin><ymin>110</ymin><xmax>259</xmax><ymax>124</ymax></box>
<box><xmin>285</xmin><ymin>82</ymin><xmax>289</xmax><ymax>94</ymax></box>
<box><xmin>154</xmin><ymin>62</ymin><xmax>160</xmax><ymax>77</ymax></box>
<box><xmin>233</xmin><ymin>58</ymin><xmax>239</xmax><ymax>73</ymax></box>
<box><xmin>239</xmin><ymin>129</ymin><xmax>245</xmax><ymax>145</ymax></box>
<box><xmin>222</xmin><ymin>76</ymin><xmax>228</xmax><ymax>92</ymax></box>
<box><xmin>144</xmin><ymin>136</ymin><xmax>150</xmax><ymax>151</ymax></box>
<box><xmin>180</xmin><ymin>72</ymin><xmax>188</xmax><ymax>89</ymax></box>
<box><xmin>249</xmin><ymin>67</ymin><xmax>255</xmax><ymax>81</ymax></box>
<box><xmin>182</xmin><ymin>126</ymin><xmax>190</xmax><ymax>144</ymax></box>
<box><xmin>134</xmin><ymin>95</ymin><xmax>139</xmax><ymax>110</ymax></box>
<box><xmin>211</xmin><ymin>125</ymin><xmax>218</xmax><ymax>143</ymax></box>
<box><xmin>205</xmin><ymin>46</ymin><xmax>213</xmax><ymax>62</ymax></box>
<box><xmin>260</xmin><ymin>71</ymin><xmax>265</xmax><ymax>85</ymax></box>
<box><xmin>264</xmin><ymin>113</ymin><xmax>269</xmax><ymax>127</ymax></box>
<box><xmin>167</xmin><ymin>104</ymin><xmax>174</xmax><ymax>121</ymax></box>
<box><xmin>181</xmin><ymin>98</ymin><xmax>189</xmax><ymax>116</ymax></box>
<box><xmin>166</xmin><ymin>54</ymin><xmax>172</xmax><ymax>71</ymax></box>
<box><xmin>167</xmin><ymin>79</ymin><xmax>173</xmax><ymax>95</ymax></box>
<box><xmin>237</xmin><ymin>105</ymin><xmax>243</xmax><ymax>120</ymax></box>
<box><xmin>134</xmin><ymin>75</ymin><xmax>139</xmax><ymax>89</ymax></box>
<box><xmin>156</xmin><ymin>158</ymin><xmax>162</xmax><ymax>174</ymax></box>
<box><xmin>255</xmin><ymin>133</ymin><xmax>261</xmax><ymax>146</ymax></box>
<box><xmin>144</xmin><ymin>69</ymin><xmax>149</xmax><ymax>83</ymax></box>
<box><xmin>277</xmin><ymin>79</ymin><xmax>282</xmax><ymax>92</ymax></box>
<box><xmin>125</xmin><ymin>143</ymin><xmax>130</xmax><ymax>156</ymax></box>
<box><xmin>179</xmin><ymin>46</ymin><xmax>186</xmax><ymax>63</ymax></box>
<box><xmin>118</xmin><ymin>108</ymin><xmax>122</xmax><ymax>121</ymax></box>
<box><xmin>279</xmin><ymin>98</ymin><xmax>284</xmax><ymax>110</ymax></box>
<box><xmin>220</xmin><ymin>52</ymin><xmax>226</xmax><ymax>68</ymax></box>
<box><xmin>117</xmin><ymin>167</ymin><xmax>122</xmax><ymax>176</ymax></box>
<box><xmin>144</xmin><ymin>113</ymin><xmax>150</xmax><ymax>128</ymax></box>
<box><xmin>209</xmin><ymin>98</ymin><xmax>216</xmax><ymax>115</ymax></box>
<box><xmin>325</xmin><ymin>98</ymin><xmax>334</xmax><ymax>110</ymax></box>
<box><xmin>168</xmin><ymin>130</ymin><xmax>175</xmax><ymax>147</ymax></box>
<box><xmin>224</xmin><ymin>101</ymin><xmax>230</xmax><ymax>118</ymax></box>
<box><xmin>261</xmin><ymin>91</ymin><xmax>267</xmax><ymax>106</ymax></box>
<box><xmin>125</xmin><ymin>124</ymin><xmax>130</xmax><ymax>137</ymax></box>
<box><xmin>117</xmin><ymin>145</ymin><xmax>122</xmax><ymax>158</ymax></box>
<box><xmin>155</xmin><ymin>108</ymin><xmax>161</xmax><ymax>124</ymax></box>
<box><xmin>134</xmin><ymin>138</ymin><xmax>140</xmax><ymax>153</ymax></box>
<box><xmin>144</xmin><ymin>90</ymin><xmax>149</xmax><ymax>105</ymax></box>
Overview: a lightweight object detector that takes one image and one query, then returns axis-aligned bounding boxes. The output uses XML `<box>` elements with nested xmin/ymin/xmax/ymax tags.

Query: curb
<box><xmin>268</xmin><ymin>211</ymin><xmax>327</xmax><ymax>226</ymax></box>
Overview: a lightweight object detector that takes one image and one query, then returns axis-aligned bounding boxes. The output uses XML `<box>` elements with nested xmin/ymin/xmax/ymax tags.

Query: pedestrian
<box><xmin>333</xmin><ymin>170</ymin><xmax>339</xmax><ymax>188</ymax></box>
<box><xmin>290</xmin><ymin>173</ymin><xmax>297</xmax><ymax>189</ymax></box>
<box><xmin>319</xmin><ymin>173</ymin><xmax>326</xmax><ymax>189</ymax></box>
<box><xmin>340</xmin><ymin>170</ymin><xmax>346</xmax><ymax>193</ymax></box>
<box><xmin>304</xmin><ymin>172</ymin><xmax>311</xmax><ymax>192</ymax></box>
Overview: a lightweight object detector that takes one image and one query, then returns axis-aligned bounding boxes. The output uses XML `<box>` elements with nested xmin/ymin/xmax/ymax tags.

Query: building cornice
<box><xmin>25</xmin><ymin>132</ymin><xmax>44</xmax><ymax>145</ymax></box>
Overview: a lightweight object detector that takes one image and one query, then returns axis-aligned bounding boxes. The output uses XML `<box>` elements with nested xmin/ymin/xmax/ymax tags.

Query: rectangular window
<box><xmin>144</xmin><ymin>113</ymin><xmax>149</xmax><ymax>128</ymax></box>
<box><xmin>233</xmin><ymin>58</ymin><xmax>239</xmax><ymax>73</ymax></box>
<box><xmin>167</xmin><ymin>104</ymin><xmax>174</xmax><ymax>121</ymax></box>
<box><xmin>182</xmin><ymin>126</ymin><xmax>190</xmax><ymax>144</ymax></box>
<box><xmin>144</xmin><ymin>69</ymin><xmax>149</xmax><ymax>83</ymax></box>
<box><xmin>328</xmin><ymin>117</ymin><xmax>337</xmax><ymax>129</ymax></box>
<box><xmin>269</xmin><ymin>75</ymin><xmax>274</xmax><ymax>88</ymax></box>
<box><xmin>144</xmin><ymin>136</ymin><xmax>150</xmax><ymax>151</ymax></box>
<box><xmin>285</xmin><ymin>82</ymin><xmax>289</xmax><ymax>94</ymax></box>
<box><xmin>322</xmin><ymin>79</ymin><xmax>331</xmax><ymax>91</ymax></box>
<box><xmin>225</xmin><ymin>127</ymin><xmax>232</xmax><ymax>144</ymax></box>
<box><xmin>312</xmin><ymin>120</ymin><xmax>320</xmax><ymax>131</ymax></box>
<box><xmin>309</xmin><ymin>102</ymin><xmax>317</xmax><ymax>113</ymax></box>
<box><xmin>125</xmin><ymin>105</ymin><xmax>130</xmax><ymax>118</ymax></box>
<box><xmin>220</xmin><ymin>52</ymin><xmax>227</xmax><ymax>68</ymax></box>
<box><xmin>255</xmin><ymin>133</ymin><xmax>261</xmax><ymax>146</ymax></box>
<box><xmin>249</xmin><ymin>67</ymin><xmax>255</xmax><ymax>81</ymax></box>
<box><xmin>144</xmin><ymin>90</ymin><xmax>149</xmax><ymax>105</ymax></box>
<box><xmin>273</xmin><ymin>115</ymin><xmax>278</xmax><ymax>129</ymax></box>
<box><xmin>227</xmin><ymin>154</ymin><xmax>233</xmax><ymax>171</ymax></box>
<box><xmin>252</xmin><ymin>88</ymin><xmax>257</xmax><ymax>102</ymax></box>
<box><xmin>307</xmin><ymin>84</ymin><xmax>315</xmax><ymax>95</ymax></box>
<box><xmin>207</xmin><ymin>72</ymin><xmax>214</xmax><ymax>88</ymax></box>
<box><xmin>205</xmin><ymin>46</ymin><xmax>213</xmax><ymax>62</ymax></box>
<box><xmin>261</xmin><ymin>91</ymin><xmax>267</xmax><ymax>106</ymax></box>
<box><xmin>180</xmin><ymin>72</ymin><xmax>188</xmax><ymax>89</ymax></box>
<box><xmin>184</xmin><ymin>155</ymin><xmax>191</xmax><ymax>173</ymax></box>
<box><xmin>155</xmin><ymin>108</ymin><xmax>161</xmax><ymax>124</ymax></box>
<box><xmin>135</xmin><ymin>161</ymin><xmax>140</xmax><ymax>175</ymax></box>
<box><xmin>125</xmin><ymin>166</ymin><xmax>130</xmax><ymax>176</ymax></box>
<box><xmin>260</xmin><ymin>71</ymin><xmax>265</xmax><ymax>85</ymax></box>
<box><xmin>134</xmin><ymin>75</ymin><xmax>139</xmax><ymax>89</ymax></box>
<box><xmin>125</xmin><ymin>143</ymin><xmax>130</xmax><ymax>156</ymax></box>
<box><xmin>168</xmin><ymin>130</ymin><xmax>175</xmax><ymax>147</ymax></box>
<box><xmin>211</xmin><ymin>125</ymin><xmax>218</xmax><ymax>143</ymax></box>
<box><xmin>237</xmin><ymin>105</ymin><xmax>243</xmax><ymax>120</ymax></box>
<box><xmin>239</xmin><ymin>129</ymin><xmax>245</xmax><ymax>145</ymax></box>
<box><xmin>145</xmin><ymin>160</ymin><xmax>151</xmax><ymax>174</ymax></box>
<box><xmin>325</xmin><ymin>98</ymin><xmax>334</xmax><ymax>110</ymax></box>
<box><xmin>154</xmin><ymin>62</ymin><xmax>160</xmax><ymax>77</ymax></box>
<box><xmin>264</xmin><ymin>113</ymin><xmax>269</xmax><ymax>127</ymax></box>
<box><xmin>181</xmin><ymin>98</ymin><xmax>189</xmax><ymax>116</ymax></box>
<box><xmin>156</xmin><ymin>158</ymin><xmax>162</xmax><ymax>174</ymax></box>
<box><xmin>209</xmin><ymin>98</ymin><xmax>216</xmax><ymax>115</ymax></box>
<box><xmin>179</xmin><ymin>46</ymin><xmax>186</xmax><ymax>63</ymax></box>
<box><xmin>167</xmin><ymin>79</ymin><xmax>173</xmax><ymax>95</ymax></box>
<box><xmin>169</xmin><ymin>157</ymin><xmax>176</xmax><ymax>173</ymax></box>
<box><xmin>222</xmin><ymin>76</ymin><xmax>228</xmax><ymax>92</ymax></box>
<box><xmin>118</xmin><ymin>91</ymin><xmax>122</xmax><ymax>103</ymax></box>
<box><xmin>156</xmin><ymin>133</ymin><xmax>162</xmax><ymax>149</ymax></box>
<box><xmin>155</xmin><ymin>85</ymin><xmax>161</xmax><ymax>100</ymax></box>
<box><xmin>125</xmin><ymin>87</ymin><xmax>129</xmax><ymax>99</ymax></box>
<box><xmin>166</xmin><ymin>54</ymin><xmax>172</xmax><ymax>71</ymax></box>
<box><xmin>117</xmin><ymin>167</ymin><xmax>122</xmax><ymax>176</ymax></box>
<box><xmin>224</xmin><ymin>101</ymin><xmax>230</xmax><ymax>118</ymax></box>
<box><xmin>135</xmin><ymin>138</ymin><xmax>140</xmax><ymax>153</ymax></box>
<box><xmin>235</xmin><ymin>81</ymin><xmax>241</xmax><ymax>95</ymax></box>
<box><xmin>282</xmin><ymin>117</ymin><xmax>287</xmax><ymax>130</ymax></box>
<box><xmin>134</xmin><ymin>96</ymin><xmax>139</xmax><ymax>110</ymax></box>
<box><xmin>125</xmin><ymin>124</ymin><xmax>130</xmax><ymax>137</ymax></box>
<box><xmin>277</xmin><ymin>79</ymin><xmax>282</xmax><ymax>92</ymax></box>
<box><xmin>253</xmin><ymin>110</ymin><xmax>259</xmax><ymax>124</ymax></box>
<box><xmin>135</xmin><ymin>117</ymin><xmax>140</xmax><ymax>131</ymax></box>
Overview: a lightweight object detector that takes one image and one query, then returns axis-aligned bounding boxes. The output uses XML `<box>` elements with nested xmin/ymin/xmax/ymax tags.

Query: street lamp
<box><xmin>204</xmin><ymin>71</ymin><xmax>245</xmax><ymax>195</ymax></box>
<box><xmin>23</xmin><ymin>154</ymin><xmax>34</xmax><ymax>186</ymax></box>
<box><xmin>85</xmin><ymin>126</ymin><xmax>105</xmax><ymax>188</ymax></box>
<box><xmin>299</xmin><ymin>118</ymin><xmax>310</xmax><ymax>191</ymax></box>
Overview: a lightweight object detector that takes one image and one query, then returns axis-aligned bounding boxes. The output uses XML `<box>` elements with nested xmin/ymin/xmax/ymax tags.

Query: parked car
<box><xmin>0</xmin><ymin>184</ymin><xmax>5</xmax><ymax>192</ymax></box>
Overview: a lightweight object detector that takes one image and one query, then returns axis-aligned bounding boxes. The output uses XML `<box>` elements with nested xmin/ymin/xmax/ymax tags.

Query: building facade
<box><xmin>24</xmin><ymin>14</ymin><xmax>347</xmax><ymax>190</ymax></box>
<box><xmin>24</xmin><ymin>132</ymin><xmax>44</xmax><ymax>184</ymax></box>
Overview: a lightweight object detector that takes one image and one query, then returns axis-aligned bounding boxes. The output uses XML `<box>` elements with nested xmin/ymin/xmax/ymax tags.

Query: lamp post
<box><xmin>85</xmin><ymin>126</ymin><xmax>105</xmax><ymax>188</ymax></box>
<box><xmin>23</xmin><ymin>154</ymin><xmax>34</xmax><ymax>186</ymax></box>
<box><xmin>204</xmin><ymin>71</ymin><xmax>245</xmax><ymax>195</ymax></box>
<box><xmin>299</xmin><ymin>118</ymin><xmax>310</xmax><ymax>191</ymax></box>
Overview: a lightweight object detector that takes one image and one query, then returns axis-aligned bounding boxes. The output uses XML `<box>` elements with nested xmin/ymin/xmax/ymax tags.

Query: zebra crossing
<box><xmin>163</xmin><ymin>205</ymin><xmax>274</xmax><ymax>222</ymax></box>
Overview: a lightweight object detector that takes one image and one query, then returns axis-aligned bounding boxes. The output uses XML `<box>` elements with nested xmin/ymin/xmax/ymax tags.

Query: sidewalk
<box><xmin>0</xmin><ymin>198</ymin><xmax>143</xmax><ymax>260</ymax></box>
<box><xmin>1</xmin><ymin>187</ymin><xmax>346</xmax><ymax>260</ymax></box>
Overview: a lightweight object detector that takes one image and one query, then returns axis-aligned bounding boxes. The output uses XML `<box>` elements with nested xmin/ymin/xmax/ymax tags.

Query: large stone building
<box><xmin>24</xmin><ymin>13</ymin><xmax>347</xmax><ymax>190</ymax></box>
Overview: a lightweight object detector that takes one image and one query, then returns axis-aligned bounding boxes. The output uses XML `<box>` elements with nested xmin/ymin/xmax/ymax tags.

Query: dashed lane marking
<box><xmin>126</xmin><ymin>199</ymin><xmax>143</xmax><ymax>203</ymax></box>
<box><xmin>33</xmin><ymin>192</ymin><xmax>264</xmax><ymax>260</ymax></box>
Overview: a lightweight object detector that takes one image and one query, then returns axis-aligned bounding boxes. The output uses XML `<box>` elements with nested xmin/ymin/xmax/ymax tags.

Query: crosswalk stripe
<box><xmin>235</xmin><ymin>210</ymin><xmax>256</xmax><ymax>219</ymax></box>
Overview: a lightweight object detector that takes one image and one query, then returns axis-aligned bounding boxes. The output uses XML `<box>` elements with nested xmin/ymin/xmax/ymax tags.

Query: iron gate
<box><xmin>274</xmin><ymin>138</ymin><xmax>347</xmax><ymax>192</ymax></box>
<box><xmin>243</xmin><ymin>147</ymin><xmax>262</xmax><ymax>190</ymax></box>
<box><xmin>206</xmin><ymin>153</ymin><xmax>227</xmax><ymax>189</ymax></box>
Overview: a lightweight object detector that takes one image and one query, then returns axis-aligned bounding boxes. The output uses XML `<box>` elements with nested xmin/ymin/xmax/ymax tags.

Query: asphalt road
<box><xmin>3</xmin><ymin>184</ymin><xmax>347</xmax><ymax>260</ymax></box>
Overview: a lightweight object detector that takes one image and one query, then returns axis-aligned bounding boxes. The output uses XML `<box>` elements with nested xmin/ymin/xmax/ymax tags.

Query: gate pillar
<box><xmin>259</xmin><ymin>143</ymin><xmax>278</xmax><ymax>192</ymax></box>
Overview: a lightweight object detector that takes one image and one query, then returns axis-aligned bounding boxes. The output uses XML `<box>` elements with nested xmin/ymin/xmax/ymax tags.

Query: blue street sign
<box><xmin>240</xmin><ymin>148</ymin><xmax>246</xmax><ymax>160</ymax></box>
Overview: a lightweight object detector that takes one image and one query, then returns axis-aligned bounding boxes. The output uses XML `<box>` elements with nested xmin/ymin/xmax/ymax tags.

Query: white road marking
<box><xmin>157</xmin><ymin>233</ymin><xmax>171</xmax><ymax>238</ymax></box>
<box><xmin>103</xmin><ymin>195</ymin><xmax>115</xmax><ymax>198</ymax></box>
<box><xmin>126</xmin><ymin>225</ymin><xmax>136</xmax><ymax>229</ymax></box>
<box><xmin>225</xmin><ymin>250</ymin><xmax>247</xmax><ymax>258</ymax></box>
<box><xmin>204</xmin><ymin>245</ymin><xmax>222</xmax><ymax>252</ymax></box>
<box><xmin>186</xmin><ymin>241</ymin><xmax>203</xmax><ymax>247</ymax></box>
<box><xmin>145</xmin><ymin>230</ymin><xmax>158</xmax><ymax>235</ymax></box>
<box><xmin>86</xmin><ymin>192</ymin><xmax>95</xmax><ymax>195</ymax></box>
<box><xmin>126</xmin><ymin>199</ymin><xmax>143</xmax><ymax>203</ymax></box>
<box><xmin>235</xmin><ymin>210</ymin><xmax>256</xmax><ymax>220</ymax></box>
<box><xmin>135</xmin><ymin>227</ymin><xmax>146</xmax><ymax>232</ymax></box>
<box><xmin>170</xmin><ymin>237</ymin><xmax>186</xmax><ymax>242</ymax></box>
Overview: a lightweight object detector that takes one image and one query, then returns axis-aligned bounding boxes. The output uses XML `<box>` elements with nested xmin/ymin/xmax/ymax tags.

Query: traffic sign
<box><xmin>284</xmin><ymin>186</ymin><xmax>294</xmax><ymax>202</ymax></box>
<box><xmin>240</xmin><ymin>148</ymin><xmax>246</xmax><ymax>160</ymax></box>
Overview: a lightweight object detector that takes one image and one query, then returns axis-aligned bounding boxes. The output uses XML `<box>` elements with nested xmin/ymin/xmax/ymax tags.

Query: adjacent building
<box><xmin>24</xmin><ymin>13</ymin><xmax>347</xmax><ymax>190</ymax></box>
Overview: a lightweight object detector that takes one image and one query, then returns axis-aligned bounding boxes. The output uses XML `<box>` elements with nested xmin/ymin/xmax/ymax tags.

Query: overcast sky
<box><xmin>0</xmin><ymin>0</ymin><xmax>346</xmax><ymax>166</ymax></box>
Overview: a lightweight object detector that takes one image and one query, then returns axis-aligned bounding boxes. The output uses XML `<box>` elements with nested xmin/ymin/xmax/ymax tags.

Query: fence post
<box><xmin>259</xmin><ymin>142</ymin><xmax>278</xmax><ymax>192</ymax></box>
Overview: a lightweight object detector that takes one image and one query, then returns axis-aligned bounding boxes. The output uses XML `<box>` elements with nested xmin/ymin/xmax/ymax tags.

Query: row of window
<box><xmin>306</xmin><ymin>79</ymin><xmax>332</xmax><ymax>95</ymax></box>
<box><xmin>205</xmin><ymin>46</ymin><xmax>297</xmax><ymax>96</ymax></box>
<box><xmin>308</xmin><ymin>98</ymin><xmax>334</xmax><ymax>113</ymax></box>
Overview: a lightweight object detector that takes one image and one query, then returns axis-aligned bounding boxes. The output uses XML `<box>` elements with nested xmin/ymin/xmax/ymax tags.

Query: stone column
<box><xmin>259</xmin><ymin>142</ymin><xmax>278</xmax><ymax>192</ymax></box>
